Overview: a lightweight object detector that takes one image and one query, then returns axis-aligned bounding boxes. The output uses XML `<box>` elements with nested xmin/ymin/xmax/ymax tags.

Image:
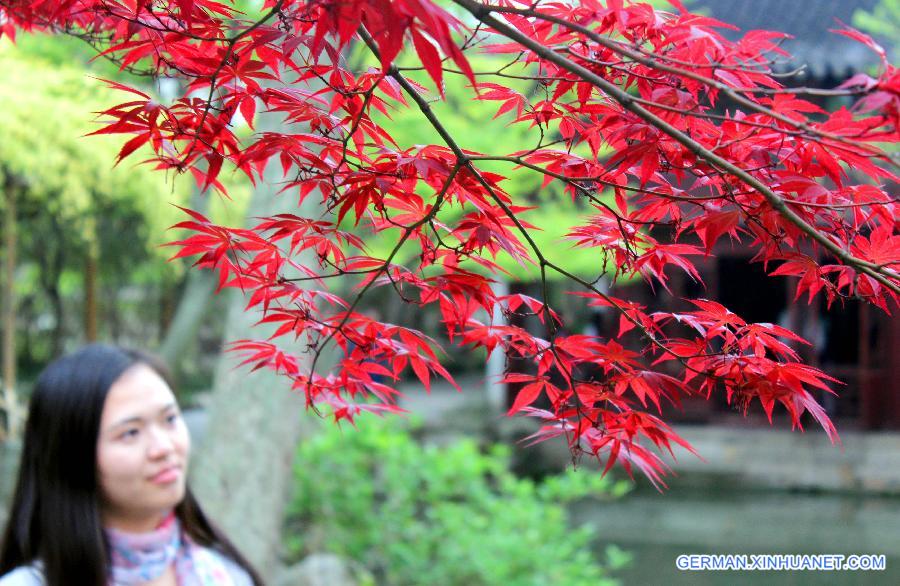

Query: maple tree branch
<box><xmin>358</xmin><ymin>26</ymin><xmax>615</xmax><ymax>430</ymax></box>
<box><xmin>360</xmin><ymin>32</ymin><xmax>468</xmax><ymax>159</ymax></box>
<box><xmin>358</xmin><ymin>23</ymin><xmax>787</xmax><ymax>389</ymax></box>
<box><xmin>305</xmin><ymin>27</ymin><xmax>475</xmax><ymax>383</ymax></box>
<box><xmin>625</xmin><ymin>93</ymin><xmax>890</xmax><ymax>151</ymax></box>
<box><xmin>475</xmin><ymin>1</ymin><xmax>896</xmax><ymax>163</ymax></box>
<box><xmin>3</xmin><ymin>0</ymin><xmax>869</xmax><ymax>483</ymax></box>
<box><xmin>452</xmin><ymin>0</ymin><xmax>900</xmax><ymax>297</ymax></box>
<box><xmin>437</xmin><ymin>62</ymin><xmax>870</xmax><ymax>98</ymax></box>
<box><xmin>305</xmin><ymin>161</ymin><xmax>460</xmax><ymax>385</ymax></box>
<box><xmin>458</xmin><ymin>157</ymin><xmax>743</xmax><ymax>426</ymax></box>
<box><xmin>467</xmin><ymin>154</ymin><xmax>730</xmax><ymax>203</ymax></box>
<box><xmin>625</xmin><ymin>43</ymin><xmax>880</xmax><ymax>96</ymax></box>
<box><xmin>180</xmin><ymin>0</ymin><xmax>284</xmax><ymax>164</ymax></box>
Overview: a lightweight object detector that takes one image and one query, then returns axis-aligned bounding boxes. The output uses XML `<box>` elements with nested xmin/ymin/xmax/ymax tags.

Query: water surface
<box><xmin>578</xmin><ymin>486</ymin><xmax>900</xmax><ymax>585</ymax></box>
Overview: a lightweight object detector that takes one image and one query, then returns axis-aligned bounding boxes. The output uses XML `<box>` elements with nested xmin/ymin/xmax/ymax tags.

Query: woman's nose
<box><xmin>146</xmin><ymin>425</ymin><xmax>176</xmax><ymax>457</ymax></box>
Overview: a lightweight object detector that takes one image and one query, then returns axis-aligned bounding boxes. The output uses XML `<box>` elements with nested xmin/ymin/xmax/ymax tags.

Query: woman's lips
<box><xmin>149</xmin><ymin>466</ymin><xmax>181</xmax><ymax>484</ymax></box>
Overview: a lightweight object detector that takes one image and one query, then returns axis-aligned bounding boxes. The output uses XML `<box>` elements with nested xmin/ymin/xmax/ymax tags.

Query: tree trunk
<box><xmin>84</xmin><ymin>240</ymin><xmax>99</xmax><ymax>343</ymax></box>
<box><xmin>47</xmin><ymin>284</ymin><xmax>64</xmax><ymax>358</ymax></box>
<box><xmin>157</xmin><ymin>269</ymin><xmax>216</xmax><ymax>367</ymax></box>
<box><xmin>189</xmin><ymin>140</ymin><xmax>329</xmax><ymax>578</ymax></box>
<box><xmin>158</xmin><ymin>190</ymin><xmax>216</xmax><ymax>368</ymax></box>
<box><xmin>190</xmin><ymin>180</ymin><xmax>323</xmax><ymax>577</ymax></box>
<box><xmin>185</xmin><ymin>62</ymin><xmax>339</xmax><ymax>575</ymax></box>
<box><xmin>36</xmin><ymin>215</ymin><xmax>66</xmax><ymax>358</ymax></box>
<box><xmin>2</xmin><ymin>181</ymin><xmax>19</xmax><ymax>440</ymax></box>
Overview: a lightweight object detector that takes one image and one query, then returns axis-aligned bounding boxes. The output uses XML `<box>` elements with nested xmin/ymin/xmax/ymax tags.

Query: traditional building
<box><xmin>695</xmin><ymin>0</ymin><xmax>884</xmax><ymax>83</ymax></box>
<box><xmin>621</xmin><ymin>0</ymin><xmax>900</xmax><ymax>430</ymax></box>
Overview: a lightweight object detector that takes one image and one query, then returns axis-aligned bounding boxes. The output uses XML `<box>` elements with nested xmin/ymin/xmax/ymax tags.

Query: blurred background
<box><xmin>1</xmin><ymin>0</ymin><xmax>899</xmax><ymax>585</ymax></box>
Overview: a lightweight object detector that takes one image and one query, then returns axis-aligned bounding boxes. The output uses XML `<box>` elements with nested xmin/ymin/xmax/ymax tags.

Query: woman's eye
<box><xmin>120</xmin><ymin>428</ymin><xmax>140</xmax><ymax>440</ymax></box>
<box><xmin>165</xmin><ymin>413</ymin><xmax>180</xmax><ymax>425</ymax></box>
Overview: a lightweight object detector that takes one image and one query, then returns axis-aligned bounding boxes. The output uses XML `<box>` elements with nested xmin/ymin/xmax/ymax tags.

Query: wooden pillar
<box><xmin>486</xmin><ymin>279</ymin><xmax>509</xmax><ymax>412</ymax></box>
<box><xmin>858</xmin><ymin>302</ymin><xmax>876</xmax><ymax>428</ymax></box>
<box><xmin>888</xmin><ymin>313</ymin><xmax>900</xmax><ymax>429</ymax></box>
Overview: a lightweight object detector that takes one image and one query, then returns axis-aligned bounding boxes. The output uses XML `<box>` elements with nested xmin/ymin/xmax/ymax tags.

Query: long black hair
<box><xmin>0</xmin><ymin>344</ymin><xmax>263</xmax><ymax>585</ymax></box>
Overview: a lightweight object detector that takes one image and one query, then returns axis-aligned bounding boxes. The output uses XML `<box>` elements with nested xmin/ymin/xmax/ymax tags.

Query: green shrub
<box><xmin>285</xmin><ymin>417</ymin><xmax>631</xmax><ymax>586</ymax></box>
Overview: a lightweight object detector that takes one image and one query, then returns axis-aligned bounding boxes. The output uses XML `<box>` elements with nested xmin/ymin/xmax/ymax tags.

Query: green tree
<box><xmin>854</xmin><ymin>0</ymin><xmax>900</xmax><ymax>62</ymax></box>
<box><xmin>0</xmin><ymin>46</ymin><xmax>188</xmax><ymax>436</ymax></box>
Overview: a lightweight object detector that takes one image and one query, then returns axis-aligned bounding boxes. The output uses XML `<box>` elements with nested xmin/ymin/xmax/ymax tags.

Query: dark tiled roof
<box><xmin>692</xmin><ymin>0</ymin><xmax>886</xmax><ymax>80</ymax></box>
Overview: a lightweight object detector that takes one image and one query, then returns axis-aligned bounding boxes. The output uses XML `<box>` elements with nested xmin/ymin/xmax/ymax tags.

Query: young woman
<box><xmin>0</xmin><ymin>344</ymin><xmax>264</xmax><ymax>586</ymax></box>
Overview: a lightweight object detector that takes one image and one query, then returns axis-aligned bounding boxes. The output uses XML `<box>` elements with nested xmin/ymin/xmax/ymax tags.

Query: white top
<box><xmin>0</xmin><ymin>566</ymin><xmax>41</xmax><ymax>586</ymax></box>
<box><xmin>0</xmin><ymin>548</ymin><xmax>254</xmax><ymax>586</ymax></box>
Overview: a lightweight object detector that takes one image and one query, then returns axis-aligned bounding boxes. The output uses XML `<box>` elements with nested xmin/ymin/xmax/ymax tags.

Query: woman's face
<box><xmin>96</xmin><ymin>363</ymin><xmax>190</xmax><ymax>531</ymax></box>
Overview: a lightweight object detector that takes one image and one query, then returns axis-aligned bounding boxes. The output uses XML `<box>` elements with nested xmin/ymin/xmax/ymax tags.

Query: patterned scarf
<box><xmin>105</xmin><ymin>512</ymin><xmax>236</xmax><ymax>586</ymax></box>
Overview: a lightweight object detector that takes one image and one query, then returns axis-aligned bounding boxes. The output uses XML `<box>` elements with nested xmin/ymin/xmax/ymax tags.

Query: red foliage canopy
<box><xmin>3</xmin><ymin>0</ymin><xmax>897</xmax><ymax>487</ymax></box>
